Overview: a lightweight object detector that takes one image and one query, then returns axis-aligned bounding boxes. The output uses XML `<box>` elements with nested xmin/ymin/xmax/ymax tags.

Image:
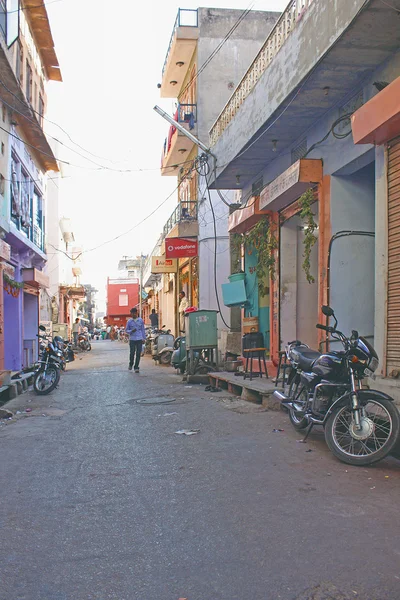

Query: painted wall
<box><xmin>107</xmin><ymin>281</ymin><xmax>139</xmax><ymax>317</ymax></box>
<box><xmin>23</xmin><ymin>292</ymin><xmax>38</xmax><ymax>366</ymax></box>
<box><xmin>4</xmin><ymin>285</ymin><xmax>23</xmax><ymax>371</ymax></box>
<box><xmin>330</xmin><ymin>163</ymin><xmax>375</xmax><ymax>344</ymax></box>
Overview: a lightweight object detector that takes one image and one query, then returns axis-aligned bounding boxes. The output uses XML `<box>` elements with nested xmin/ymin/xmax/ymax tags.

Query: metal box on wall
<box><xmin>185</xmin><ymin>310</ymin><xmax>218</xmax><ymax>349</ymax></box>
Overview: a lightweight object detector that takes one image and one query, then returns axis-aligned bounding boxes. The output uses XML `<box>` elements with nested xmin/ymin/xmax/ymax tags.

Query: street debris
<box><xmin>205</xmin><ymin>385</ymin><xmax>222</xmax><ymax>392</ymax></box>
<box><xmin>158</xmin><ymin>412</ymin><xmax>178</xmax><ymax>417</ymax></box>
<box><xmin>297</xmin><ymin>439</ymin><xmax>306</xmax><ymax>443</ymax></box>
<box><xmin>272</xmin><ymin>428</ymin><xmax>284</xmax><ymax>432</ymax></box>
<box><xmin>175</xmin><ymin>429</ymin><xmax>200</xmax><ymax>436</ymax></box>
<box><xmin>25</xmin><ymin>408</ymin><xmax>32</xmax><ymax>413</ymax></box>
<box><xmin>305</xmin><ymin>449</ymin><xmax>313</xmax><ymax>453</ymax></box>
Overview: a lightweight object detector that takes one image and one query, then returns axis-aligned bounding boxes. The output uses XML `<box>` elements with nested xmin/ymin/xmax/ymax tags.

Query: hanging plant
<box><xmin>230</xmin><ymin>218</ymin><xmax>278</xmax><ymax>296</ymax></box>
<box><xmin>3</xmin><ymin>273</ymin><xmax>24</xmax><ymax>298</ymax></box>
<box><xmin>230</xmin><ymin>233</ymin><xmax>244</xmax><ymax>274</ymax></box>
<box><xmin>298</xmin><ymin>188</ymin><xmax>318</xmax><ymax>284</ymax></box>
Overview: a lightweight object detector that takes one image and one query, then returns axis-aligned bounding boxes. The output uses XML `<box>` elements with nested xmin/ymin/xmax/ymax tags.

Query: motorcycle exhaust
<box><xmin>273</xmin><ymin>389</ymin><xmax>294</xmax><ymax>409</ymax></box>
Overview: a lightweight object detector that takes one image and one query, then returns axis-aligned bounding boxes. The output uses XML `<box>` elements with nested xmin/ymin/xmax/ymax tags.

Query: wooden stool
<box><xmin>243</xmin><ymin>348</ymin><xmax>268</xmax><ymax>381</ymax></box>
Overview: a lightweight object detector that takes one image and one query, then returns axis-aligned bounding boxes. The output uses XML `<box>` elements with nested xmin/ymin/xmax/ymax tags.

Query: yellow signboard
<box><xmin>151</xmin><ymin>257</ymin><xmax>178</xmax><ymax>274</ymax></box>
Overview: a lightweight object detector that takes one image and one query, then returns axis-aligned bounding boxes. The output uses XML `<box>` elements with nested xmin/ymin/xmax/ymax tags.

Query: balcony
<box><xmin>161</xmin><ymin>8</ymin><xmax>199</xmax><ymax>98</ymax></box>
<box><xmin>161</xmin><ymin>104</ymin><xmax>197</xmax><ymax>176</ymax></box>
<box><xmin>209</xmin><ymin>0</ymin><xmax>315</xmax><ymax>147</ymax></box>
<box><xmin>163</xmin><ymin>201</ymin><xmax>198</xmax><ymax>239</ymax></box>
<box><xmin>209</xmin><ymin>0</ymin><xmax>400</xmax><ymax>190</ymax></box>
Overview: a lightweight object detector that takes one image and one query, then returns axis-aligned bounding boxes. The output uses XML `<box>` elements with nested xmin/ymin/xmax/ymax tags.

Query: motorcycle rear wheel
<box><xmin>325</xmin><ymin>397</ymin><xmax>400</xmax><ymax>466</ymax></box>
<box><xmin>33</xmin><ymin>365</ymin><xmax>60</xmax><ymax>395</ymax></box>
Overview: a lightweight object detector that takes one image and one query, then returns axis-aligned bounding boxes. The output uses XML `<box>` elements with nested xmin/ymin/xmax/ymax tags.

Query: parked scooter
<box><xmin>34</xmin><ymin>326</ymin><xmax>64</xmax><ymax>395</ymax></box>
<box><xmin>171</xmin><ymin>336</ymin><xmax>186</xmax><ymax>373</ymax></box>
<box><xmin>274</xmin><ymin>305</ymin><xmax>400</xmax><ymax>466</ymax></box>
<box><xmin>151</xmin><ymin>326</ymin><xmax>174</xmax><ymax>364</ymax></box>
<box><xmin>77</xmin><ymin>332</ymin><xmax>92</xmax><ymax>352</ymax></box>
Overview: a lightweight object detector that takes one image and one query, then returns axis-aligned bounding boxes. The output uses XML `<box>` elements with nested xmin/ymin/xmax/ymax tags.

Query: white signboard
<box><xmin>151</xmin><ymin>257</ymin><xmax>178</xmax><ymax>274</ymax></box>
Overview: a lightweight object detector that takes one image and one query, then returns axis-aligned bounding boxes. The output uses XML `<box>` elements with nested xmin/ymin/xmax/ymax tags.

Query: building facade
<box><xmin>209</xmin><ymin>0</ymin><xmax>400</xmax><ymax>385</ymax></box>
<box><xmin>106</xmin><ymin>278</ymin><xmax>139</xmax><ymax>328</ymax></box>
<box><xmin>0</xmin><ymin>1</ymin><xmax>61</xmax><ymax>371</ymax></box>
<box><xmin>155</xmin><ymin>6</ymin><xmax>280</xmax><ymax>339</ymax></box>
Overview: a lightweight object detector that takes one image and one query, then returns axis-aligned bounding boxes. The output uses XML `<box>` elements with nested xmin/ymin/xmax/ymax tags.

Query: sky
<box><xmin>45</xmin><ymin>0</ymin><xmax>288</xmax><ymax>311</ymax></box>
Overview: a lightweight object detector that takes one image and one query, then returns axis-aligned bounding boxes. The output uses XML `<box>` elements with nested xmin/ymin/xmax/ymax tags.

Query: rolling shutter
<box><xmin>387</xmin><ymin>137</ymin><xmax>400</xmax><ymax>375</ymax></box>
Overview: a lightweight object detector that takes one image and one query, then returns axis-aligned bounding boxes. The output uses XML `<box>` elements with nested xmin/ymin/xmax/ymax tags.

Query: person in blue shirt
<box><xmin>126</xmin><ymin>307</ymin><xmax>146</xmax><ymax>372</ymax></box>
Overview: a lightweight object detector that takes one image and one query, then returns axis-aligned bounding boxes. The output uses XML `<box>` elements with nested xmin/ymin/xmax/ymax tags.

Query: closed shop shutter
<box><xmin>387</xmin><ymin>137</ymin><xmax>400</xmax><ymax>375</ymax></box>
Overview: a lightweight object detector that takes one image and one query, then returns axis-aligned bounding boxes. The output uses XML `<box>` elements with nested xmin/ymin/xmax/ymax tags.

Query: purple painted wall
<box><xmin>4</xmin><ymin>282</ymin><xmax>23</xmax><ymax>371</ymax></box>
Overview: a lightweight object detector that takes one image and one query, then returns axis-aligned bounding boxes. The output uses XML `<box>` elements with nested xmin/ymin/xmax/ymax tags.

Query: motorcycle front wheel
<box><xmin>160</xmin><ymin>352</ymin><xmax>172</xmax><ymax>365</ymax></box>
<box><xmin>325</xmin><ymin>396</ymin><xmax>400</xmax><ymax>466</ymax></box>
<box><xmin>33</xmin><ymin>365</ymin><xmax>60</xmax><ymax>395</ymax></box>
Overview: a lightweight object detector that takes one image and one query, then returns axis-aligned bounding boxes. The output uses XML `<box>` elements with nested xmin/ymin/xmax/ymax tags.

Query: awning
<box><xmin>259</xmin><ymin>159</ymin><xmax>322</xmax><ymax>212</ymax></box>
<box><xmin>228</xmin><ymin>196</ymin><xmax>264</xmax><ymax>234</ymax></box>
<box><xmin>352</xmin><ymin>77</ymin><xmax>400</xmax><ymax>145</ymax></box>
<box><xmin>22</xmin><ymin>267</ymin><xmax>49</xmax><ymax>289</ymax></box>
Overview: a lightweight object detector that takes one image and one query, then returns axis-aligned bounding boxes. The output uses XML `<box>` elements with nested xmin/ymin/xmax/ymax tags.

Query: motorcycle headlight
<box><xmin>369</xmin><ymin>356</ymin><xmax>379</xmax><ymax>373</ymax></box>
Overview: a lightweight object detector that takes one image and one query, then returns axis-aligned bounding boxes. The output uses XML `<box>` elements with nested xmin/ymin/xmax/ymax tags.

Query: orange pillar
<box><xmin>317</xmin><ymin>175</ymin><xmax>331</xmax><ymax>347</ymax></box>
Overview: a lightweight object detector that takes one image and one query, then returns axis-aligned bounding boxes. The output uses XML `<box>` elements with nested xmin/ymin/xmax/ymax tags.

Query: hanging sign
<box><xmin>165</xmin><ymin>237</ymin><xmax>198</xmax><ymax>259</ymax></box>
<box><xmin>151</xmin><ymin>257</ymin><xmax>178</xmax><ymax>274</ymax></box>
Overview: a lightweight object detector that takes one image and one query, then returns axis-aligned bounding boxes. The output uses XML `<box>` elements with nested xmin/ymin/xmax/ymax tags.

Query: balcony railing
<box><xmin>209</xmin><ymin>0</ymin><xmax>315</xmax><ymax>146</ymax></box>
<box><xmin>162</xmin><ymin>8</ymin><xmax>198</xmax><ymax>76</ymax></box>
<box><xmin>162</xmin><ymin>103</ymin><xmax>197</xmax><ymax>160</ymax></box>
<box><xmin>163</xmin><ymin>201</ymin><xmax>198</xmax><ymax>238</ymax></box>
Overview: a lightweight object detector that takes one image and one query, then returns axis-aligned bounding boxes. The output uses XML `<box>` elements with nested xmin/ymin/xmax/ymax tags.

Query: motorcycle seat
<box><xmin>290</xmin><ymin>346</ymin><xmax>321</xmax><ymax>371</ymax></box>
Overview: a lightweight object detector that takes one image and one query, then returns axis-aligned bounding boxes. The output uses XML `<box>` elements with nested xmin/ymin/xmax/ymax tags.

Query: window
<box><xmin>38</xmin><ymin>94</ymin><xmax>44</xmax><ymax>127</ymax></box>
<box><xmin>1</xmin><ymin>103</ymin><xmax>5</xmax><ymax>122</ymax></box>
<box><xmin>1</xmin><ymin>142</ymin><xmax>4</xmax><ymax>155</ymax></box>
<box><xmin>33</xmin><ymin>82</ymin><xmax>37</xmax><ymax>110</ymax></box>
<box><xmin>15</xmin><ymin>40</ymin><xmax>22</xmax><ymax>81</ymax></box>
<box><xmin>0</xmin><ymin>0</ymin><xmax>20</xmax><ymax>47</ymax></box>
<box><xmin>25</xmin><ymin>60</ymin><xmax>32</xmax><ymax>102</ymax></box>
<box><xmin>119</xmin><ymin>294</ymin><xmax>128</xmax><ymax>307</ymax></box>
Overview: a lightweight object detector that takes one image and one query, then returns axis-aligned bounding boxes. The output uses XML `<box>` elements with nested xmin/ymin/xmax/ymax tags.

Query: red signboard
<box><xmin>165</xmin><ymin>237</ymin><xmax>198</xmax><ymax>259</ymax></box>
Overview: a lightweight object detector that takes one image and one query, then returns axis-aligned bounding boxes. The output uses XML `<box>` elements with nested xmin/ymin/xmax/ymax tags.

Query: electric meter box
<box><xmin>185</xmin><ymin>310</ymin><xmax>218</xmax><ymax>349</ymax></box>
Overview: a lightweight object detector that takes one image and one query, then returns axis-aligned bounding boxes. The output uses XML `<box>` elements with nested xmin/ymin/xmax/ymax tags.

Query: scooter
<box><xmin>151</xmin><ymin>327</ymin><xmax>174</xmax><ymax>365</ymax></box>
<box><xmin>78</xmin><ymin>332</ymin><xmax>92</xmax><ymax>351</ymax></box>
<box><xmin>171</xmin><ymin>336</ymin><xmax>186</xmax><ymax>374</ymax></box>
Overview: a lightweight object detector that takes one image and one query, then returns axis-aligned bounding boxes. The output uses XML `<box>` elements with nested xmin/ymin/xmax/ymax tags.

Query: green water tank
<box><xmin>185</xmin><ymin>310</ymin><xmax>218</xmax><ymax>349</ymax></box>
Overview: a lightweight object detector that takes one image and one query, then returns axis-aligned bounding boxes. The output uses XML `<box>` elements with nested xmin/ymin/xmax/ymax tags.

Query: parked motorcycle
<box><xmin>274</xmin><ymin>305</ymin><xmax>400</xmax><ymax>466</ymax></box>
<box><xmin>78</xmin><ymin>332</ymin><xmax>92</xmax><ymax>352</ymax></box>
<box><xmin>151</xmin><ymin>327</ymin><xmax>174</xmax><ymax>365</ymax></box>
<box><xmin>34</xmin><ymin>326</ymin><xmax>63</xmax><ymax>395</ymax></box>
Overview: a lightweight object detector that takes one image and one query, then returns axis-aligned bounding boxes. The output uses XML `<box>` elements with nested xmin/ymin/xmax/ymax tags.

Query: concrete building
<box><xmin>209</xmin><ymin>0</ymin><xmax>400</xmax><ymax>388</ymax></box>
<box><xmin>0</xmin><ymin>1</ymin><xmax>61</xmax><ymax>371</ymax></box>
<box><xmin>106</xmin><ymin>278</ymin><xmax>139</xmax><ymax>328</ymax></box>
<box><xmin>156</xmin><ymin>6</ymin><xmax>280</xmax><ymax>339</ymax></box>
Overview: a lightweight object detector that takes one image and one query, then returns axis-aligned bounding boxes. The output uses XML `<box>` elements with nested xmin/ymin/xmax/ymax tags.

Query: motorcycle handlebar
<box><xmin>316</xmin><ymin>324</ymin><xmax>334</xmax><ymax>333</ymax></box>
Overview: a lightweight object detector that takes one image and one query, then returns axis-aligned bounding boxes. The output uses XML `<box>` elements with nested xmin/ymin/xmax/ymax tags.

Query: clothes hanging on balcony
<box><xmin>21</xmin><ymin>183</ymin><xmax>31</xmax><ymax>229</ymax></box>
<box><xmin>11</xmin><ymin>170</ymin><xmax>21</xmax><ymax>218</ymax></box>
<box><xmin>188</xmin><ymin>112</ymin><xmax>195</xmax><ymax>130</ymax></box>
<box><xmin>167</xmin><ymin>110</ymin><xmax>179</xmax><ymax>153</ymax></box>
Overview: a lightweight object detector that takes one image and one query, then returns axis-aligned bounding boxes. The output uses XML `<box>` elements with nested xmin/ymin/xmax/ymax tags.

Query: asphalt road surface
<box><xmin>0</xmin><ymin>340</ymin><xmax>399</xmax><ymax>600</ymax></box>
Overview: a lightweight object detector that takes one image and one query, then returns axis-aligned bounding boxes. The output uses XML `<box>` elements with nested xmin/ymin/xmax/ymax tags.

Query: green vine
<box><xmin>298</xmin><ymin>188</ymin><xmax>318</xmax><ymax>284</ymax></box>
<box><xmin>231</xmin><ymin>218</ymin><xmax>278</xmax><ymax>297</ymax></box>
<box><xmin>3</xmin><ymin>273</ymin><xmax>24</xmax><ymax>289</ymax></box>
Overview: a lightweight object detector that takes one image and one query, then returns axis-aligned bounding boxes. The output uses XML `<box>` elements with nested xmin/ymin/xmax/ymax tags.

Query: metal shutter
<box><xmin>387</xmin><ymin>137</ymin><xmax>400</xmax><ymax>375</ymax></box>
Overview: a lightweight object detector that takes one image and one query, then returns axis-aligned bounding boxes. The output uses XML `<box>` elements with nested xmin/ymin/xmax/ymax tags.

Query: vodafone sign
<box><xmin>165</xmin><ymin>237</ymin><xmax>198</xmax><ymax>259</ymax></box>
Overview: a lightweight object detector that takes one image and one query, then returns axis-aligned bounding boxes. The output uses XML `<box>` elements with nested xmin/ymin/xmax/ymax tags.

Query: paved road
<box><xmin>0</xmin><ymin>341</ymin><xmax>399</xmax><ymax>600</ymax></box>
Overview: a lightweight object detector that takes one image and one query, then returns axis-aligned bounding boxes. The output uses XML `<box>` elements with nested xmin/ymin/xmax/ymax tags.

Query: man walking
<box><xmin>149</xmin><ymin>309</ymin><xmax>159</xmax><ymax>329</ymax></box>
<box><xmin>126</xmin><ymin>307</ymin><xmax>146</xmax><ymax>372</ymax></box>
<box><xmin>178</xmin><ymin>291</ymin><xmax>189</xmax><ymax>333</ymax></box>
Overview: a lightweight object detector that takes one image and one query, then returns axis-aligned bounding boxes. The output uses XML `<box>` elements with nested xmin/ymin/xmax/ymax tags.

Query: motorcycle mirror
<box><xmin>322</xmin><ymin>305</ymin><xmax>334</xmax><ymax>317</ymax></box>
<box><xmin>39</xmin><ymin>324</ymin><xmax>47</xmax><ymax>332</ymax></box>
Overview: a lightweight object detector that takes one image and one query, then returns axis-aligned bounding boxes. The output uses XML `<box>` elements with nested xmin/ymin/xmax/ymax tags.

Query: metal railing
<box><xmin>209</xmin><ymin>0</ymin><xmax>315</xmax><ymax>146</ymax></box>
<box><xmin>163</xmin><ymin>201</ymin><xmax>198</xmax><ymax>238</ymax></box>
<box><xmin>162</xmin><ymin>8</ymin><xmax>198</xmax><ymax>76</ymax></box>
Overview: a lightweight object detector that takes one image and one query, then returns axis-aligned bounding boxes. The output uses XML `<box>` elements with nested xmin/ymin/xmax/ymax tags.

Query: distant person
<box><xmin>178</xmin><ymin>291</ymin><xmax>189</xmax><ymax>333</ymax></box>
<box><xmin>126</xmin><ymin>307</ymin><xmax>146</xmax><ymax>373</ymax></box>
<box><xmin>106</xmin><ymin>325</ymin><xmax>111</xmax><ymax>340</ymax></box>
<box><xmin>149</xmin><ymin>309</ymin><xmax>159</xmax><ymax>329</ymax></box>
<box><xmin>72</xmin><ymin>318</ymin><xmax>81</xmax><ymax>347</ymax></box>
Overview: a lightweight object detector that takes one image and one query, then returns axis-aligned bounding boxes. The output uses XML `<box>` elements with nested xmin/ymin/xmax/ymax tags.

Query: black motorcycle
<box><xmin>34</xmin><ymin>327</ymin><xmax>63</xmax><ymax>395</ymax></box>
<box><xmin>274</xmin><ymin>306</ymin><xmax>400</xmax><ymax>466</ymax></box>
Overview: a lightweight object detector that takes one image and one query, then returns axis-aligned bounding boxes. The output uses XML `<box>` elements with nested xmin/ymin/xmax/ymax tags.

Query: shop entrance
<box><xmin>280</xmin><ymin>207</ymin><xmax>319</xmax><ymax>350</ymax></box>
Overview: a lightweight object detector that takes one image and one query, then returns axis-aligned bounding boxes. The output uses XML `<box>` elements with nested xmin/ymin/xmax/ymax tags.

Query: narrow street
<box><xmin>1</xmin><ymin>341</ymin><xmax>399</xmax><ymax>600</ymax></box>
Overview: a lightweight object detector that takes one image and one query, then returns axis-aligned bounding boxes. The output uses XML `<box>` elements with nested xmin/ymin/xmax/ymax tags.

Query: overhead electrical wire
<box><xmin>8</xmin><ymin>0</ymin><xmax>64</xmax><ymax>13</ymax></box>
<box><xmin>48</xmin><ymin>162</ymin><xmax>197</xmax><ymax>261</ymax></box>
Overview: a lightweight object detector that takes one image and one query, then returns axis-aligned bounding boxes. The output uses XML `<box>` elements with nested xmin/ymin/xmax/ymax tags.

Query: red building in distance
<box><xmin>105</xmin><ymin>278</ymin><xmax>139</xmax><ymax>327</ymax></box>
